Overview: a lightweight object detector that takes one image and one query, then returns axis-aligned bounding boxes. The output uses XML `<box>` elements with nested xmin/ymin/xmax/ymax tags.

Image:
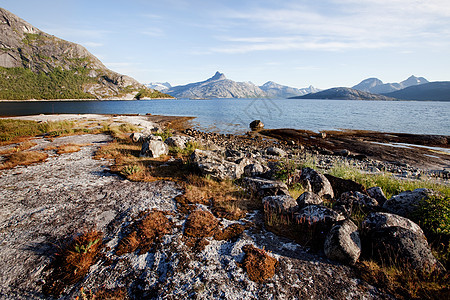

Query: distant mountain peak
<box><xmin>208</xmin><ymin>71</ymin><xmax>226</xmax><ymax>81</ymax></box>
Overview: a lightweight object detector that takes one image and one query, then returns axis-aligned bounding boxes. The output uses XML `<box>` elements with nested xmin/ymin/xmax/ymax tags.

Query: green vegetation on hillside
<box><xmin>134</xmin><ymin>88</ymin><xmax>173</xmax><ymax>99</ymax></box>
<box><xmin>0</xmin><ymin>67</ymin><xmax>96</xmax><ymax>100</ymax></box>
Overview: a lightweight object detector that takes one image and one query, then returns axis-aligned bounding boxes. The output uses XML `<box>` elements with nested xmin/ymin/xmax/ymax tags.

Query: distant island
<box><xmin>0</xmin><ymin>7</ymin><xmax>172</xmax><ymax>100</ymax></box>
<box><xmin>290</xmin><ymin>87</ymin><xmax>397</xmax><ymax>101</ymax></box>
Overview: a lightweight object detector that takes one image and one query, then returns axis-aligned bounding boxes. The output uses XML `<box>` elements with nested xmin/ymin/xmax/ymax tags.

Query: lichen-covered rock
<box><xmin>296</xmin><ymin>192</ymin><xmax>323</xmax><ymax>208</ymax></box>
<box><xmin>140</xmin><ymin>139</ymin><xmax>169</xmax><ymax>158</ymax></box>
<box><xmin>130</xmin><ymin>132</ymin><xmax>145</xmax><ymax>143</ymax></box>
<box><xmin>262</xmin><ymin>195</ymin><xmax>298</xmax><ymax>215</ymax></box>
<box><xmin>300</xmin><ymin>167</ymin><xmax>334</xmax><ymax>200</ymax></box>
<box><xmin>334</xmin><ymin>191</ymin><xmax>378</xmax><ymax>217</ymax></box>
<box><xmin>382</xmin><ymin>188</ymin><xmax>435</xmax><ymax>217</ymax></box>
<box><xmin>190</xmin><ymin>149</ymin><xmax>249</xmax><ymax>180</ymax></box>
<box><xmin>362</xmin><ymin>212</ymin><xmax>424</xmax><ymax>237</ymax></box>
<box><xmin>242</xmin><ymin>177</ymin><xmax>289</xmax><ymax>198</ymax></box>
<box><xmin>266</xmin><ymin>147</ymin><xmax>287</xmax><ymax>157</ymax></box>
<box><xmin>324</xmin><ymin>220</ymin><xmax>361</xmax><ymax>265</ymax></box>
<box><xmin>165</xmin><ymin>135</ymin><xmax>192</xmax><ymax>149</ymax></box>
<box><xmin>366</xmin><ymin>187</ymin><xmax>387</xmax><ymax>206</ymax></box>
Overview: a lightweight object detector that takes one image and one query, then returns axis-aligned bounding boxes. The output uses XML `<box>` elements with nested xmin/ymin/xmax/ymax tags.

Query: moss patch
<box><xmin>242</xmin><ymin>244</ymin><xmax>277</xmax><ymax>283</ymax></box>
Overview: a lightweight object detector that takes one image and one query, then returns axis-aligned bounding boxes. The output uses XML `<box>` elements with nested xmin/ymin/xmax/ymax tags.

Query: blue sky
<box><xmin>2</xmin><ymin>0</ymin><xmax>450</xmax><ymax>89</ymax></box>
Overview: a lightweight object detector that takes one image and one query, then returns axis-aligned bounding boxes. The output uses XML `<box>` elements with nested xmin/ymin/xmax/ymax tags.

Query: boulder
<box><xmin>262</xmin><ymin>195</ymin><xmax>298</xmax><ymax>215</ymax></box>
<box><xmin>334</xmin><ymin>191</ymin><xmax>378</xmax><ymax>217</ymax></box>
<box><xmin>363</xmin><ymin>226</ymin><xmax>441</xmax><ymax>271</ymax></box>
<box><xmin>300</xmin><ymin>168</ymin><xmax>334</xmax><ymax>200</ymax></box>
<box><xmin>249</xmin><ymin>120</ymin><xmax>264</xmax><ymax>131</ymax></box>
<box><xmin>362</xmin><ymin>212</ymin><xmax>424</xmax><ymax>237</ymax></box>
<box><xmin>324</xmin><ymin>174</ymin><xmax>366</xmax><ymax>199</ymax></box>
<box><xmin>366</xmin><ymin>187</ymin><xmax>387</xmax><ymax>206</ymax></box>
<box><xmin>144</xmin><ymin>134</ymin><xmax>163</xmax><ymax>141</ymax></box>
<box><xmin>296</xmin><ymin>192</ymin><xmax>323</xmax><ymax>208</ymax></box>
<box><xmin>382</xmin><ymin>188</ymin><xmax>435</xmax><ymax>217</ymax></box>
<box><xmin>324</xmin><ymin>220</ymin><xmax>361</xmax><ymax>265</ymax></box>
<box><xmin>130</xmin><ymin>132</ymin><xmax>145</xmax><ymax>143</ymax></box>
<box><xmin>242</xmin><ymin>177</ymin><xmax>289</xmax><ymax>199</ymax></box>
<box><xmin>164</xmin><ymin>136</ymin><xmax>191</xmax><ymax>149</ymax></box>
<box><xmin>140</xmin><ymin>140</ymin><xmax>169</xmax><ymax>158</ymax></box>
<box><xmin>265</xmin><ymin>147</ymin><xmax>286</xmax><ymax>157</ymax></box>
<box><xmin>243</xmin><ymin>162</ymin><xmax>269</xmax><ymax>178</ymax></box>
<box><xmin>190</xmin><ymin>149</ymin><xmax>250</xmax><ymax>180</ymax></box>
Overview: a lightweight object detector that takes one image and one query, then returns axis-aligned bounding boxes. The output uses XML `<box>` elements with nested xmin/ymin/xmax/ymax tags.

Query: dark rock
<box><xmin>334</xmin><ymin>191</ymin><xmax>378</xmax><ymax>217</ymax></box>
<box><xmin>300</xmin><ymin>168</ymin><xmax>334</xmax><ymax>200</ymax></box>
<box><xmin>130</xmin><ymin>132</ymin><xmax>145</xmax><ymax>143</ymax></box>
<box><xmin>296</xmin><ymin>192</ymin><xmax>323</xmax><ymax>208</ymax></box>
<box><xmin>334</xmin><ymin>149</ymin><xmax>350</xmax><ymax>157</ymax></box>
<box><xmin>249</xmin><ymin>120</ymin><xmax>264</xmax><ymax>131</ymax></box>
<box><xmin>324</xmin><ymin>220</ymin><xmax>361</xmax><ymax>265</ymax></box>
<box><xmin>262</xmin><ymin>195</ymin><xmax>298</xmax><ymax>215</ymax></box>
<box><xmin>362</xmin><ymin>212</ymin><xmax>424</xmax><ymax>237</ymax></box>
<box><xmin>242</xmin><ymin>177</ymin><xmax>289</xmax><ymax>199</ymax></box>
<box><xmin>243</xmin><ymin>163</ymin><xmax>269</xmax><ymax>178</ymax></box>
<box><xmin>164</xmin><ymin>136</ymin><xmax>191</xmax><ymax>149</ymax></box>
<box><xmin>189</xmin><ymin>149</ymin><xmax>248</xmax><ymax>180</ymax></box>
<box><xmin>324</xmin><ymin>174</ymin><xmax>366</xmax><ymax>199</ymax></box>
<box><xmin>265</xmin><ymin>147</ymin><xmax>287</xmax><ymax>157</ymax></box>
<box><xmin>382</xmin><ymin>188</ymin><xmax>435</xmax><ymax>217</ymax></box>
<box><xmin>366</xmin><ymin>187</ymin><xmax>387</xmax><ymax>206</ymax></box>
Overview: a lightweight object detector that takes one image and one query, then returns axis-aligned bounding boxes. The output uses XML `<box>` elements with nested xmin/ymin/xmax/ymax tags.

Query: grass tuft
<box><xmin>0</xmin><ymin>150</ymin><xmax>48</xmax><ymax>170</ymax></box>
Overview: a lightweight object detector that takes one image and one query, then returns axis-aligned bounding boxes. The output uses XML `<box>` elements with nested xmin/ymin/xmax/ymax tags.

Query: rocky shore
<box><xmin>0</xmin><ymin>114</ymin><xmax>448</xmax><ymax>299</ymax></box>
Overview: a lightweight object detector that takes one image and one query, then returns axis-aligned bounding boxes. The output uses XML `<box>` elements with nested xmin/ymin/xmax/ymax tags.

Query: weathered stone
<box><xmin>362</xmin><ymin>212</ymin><xmax>424</xmax><ymax>237</ymax></box>
<box><xmin>130</xmin><ymin>132</ymin><xmax>145</xmax><ymax>143</ymax></box>
<box><xmin>262</xmin><ymin>195</ymin><xmax>298</xmax><ymax>215</ymax></box>
<box><xmin>249</xmin><ymin>120</ymin><xmax>264</xmax><ymax>131</ymax></box>
<box><xmin>243</xmin><ymin>162</ymin><xmax>269</xmax><ymax>178</ymax></box>
<box><xmin>324</xmin><ymin>220</ymin><xmax>361</xmax><ymax>265</ymax></box>
<box><xmin>266</xmin><ymin>147</ymin><xmax>287</xmax><ymax>157</ymax></box>
<box><xmin>190</xmin><ymin>149</ymin><xmax>246</xmax><ymax>180</ymax></box>
<box><xmin>324</xmin><ymin>174</ymin><xmax>366</xmax><ymax>199</ymax></box>
<box><xmin>296</xmin><ymin>192</ymin><xmax>323</xmax><ymax>208</ymax></box>
<box><xmin>363</xmin><ymin>226</ymin><xmax>441</xmax><ymax>271</ymax></box>
<box><xmin>300</xmin><ymin>168</ymin><xmax>334</xmax><ymax>200</ymax></box>
<box><xmin>334</xmin><ymin>191</ymin><xmax>378</xmax><ymax>217</ymax></box>
<box><xmin>366</xmin><ymin>187</ymin><xmax>387</xmax><ymax>206</ymax></box>
<box><xmin>382</xmin><ymin>188</ymin><xmax>435</xmax><ymax>217</ymax></box>
<box><xmin>165</xmin><ymin>135</ymin><xmax>191</xmax><ymax>149</ymax></box>
<box><xmin>242</xmin><ymin>177</ymin><xmax>289</xmax><ymax>198</ymax></box>
<box><xmin>140</xmin><ymin>140</ymin><xmax>169</xmax><ymax>158</ymax></box>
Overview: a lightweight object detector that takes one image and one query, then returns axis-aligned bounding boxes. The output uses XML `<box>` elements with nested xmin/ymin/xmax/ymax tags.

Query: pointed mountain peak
<box><xmin>208</xmin><ymin>71</ymin><xmax>226</xmax><ymax>81</ymax></box>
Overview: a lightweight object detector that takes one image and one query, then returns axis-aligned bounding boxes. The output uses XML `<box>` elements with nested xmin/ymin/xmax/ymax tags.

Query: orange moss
<box><xmin>214</xmin><ymin>223</ymin><xmax>245</xmax><ymax>241</ymax></box>
<box><xmin>184</xmin><ymin>209</ymin><xmax>219</xmax><ymax>238</ymax></box>
<box><xmin>242</xmin><ymin>244</ymin><xmax>277</xmax><ymax>283</ymax></box>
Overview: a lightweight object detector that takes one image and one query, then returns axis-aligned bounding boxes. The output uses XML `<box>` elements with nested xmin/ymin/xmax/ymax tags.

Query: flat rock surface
<box><xmin>0</xmin><ymin>131</ymin><xmax>391</xmax><ymax>299</ymax></box>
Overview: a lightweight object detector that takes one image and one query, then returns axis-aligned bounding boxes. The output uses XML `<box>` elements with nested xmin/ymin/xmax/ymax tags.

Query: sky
<box><xmin>2</xmin><ymin>0</ymin><xmax>450</xmax><ymax>89</ymax></box>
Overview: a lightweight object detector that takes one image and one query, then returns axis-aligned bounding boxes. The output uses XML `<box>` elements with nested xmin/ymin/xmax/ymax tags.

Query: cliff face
<box><xmin>0</xmin><ymin>7</ymin><xmax>169</xmax><ymax>100</ymax></box>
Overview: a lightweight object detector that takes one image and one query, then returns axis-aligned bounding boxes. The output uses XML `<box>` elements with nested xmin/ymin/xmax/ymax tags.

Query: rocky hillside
<box><xmin>259</xmin><ymin>81</ymin><xmax>320</xmax><ymax>98</ymax></box>
<box><xmin>382</xmin><ymin>81</ymin><xmax>450</xmax><ymax>101</ymax></box>
<box><xmin>0</xmin><ymin>7</ymin><xmax>171</xmax><ymax>100</ymax></box>
<box><xmin>166</xmin><ymin>72</ymin><xmax>268</xmax><ymax>99</ymax></box>
<box><xmin>353</xmin><ymin>75</ymin><xmax>429</xmax><ymax>94</ymax></box>
<box><xmin>290</xmin><ymin>87</ymin><xmax>397</xmax><ymax>101</ymax></box>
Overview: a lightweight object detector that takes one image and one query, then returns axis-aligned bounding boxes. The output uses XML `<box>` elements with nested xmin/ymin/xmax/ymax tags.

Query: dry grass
<box><xmin>241</xmin><ymin>244</ymin><xmax>277</xmax><ymax>283</ymax></box>
<box><xmin>0</xmin><ymin>140</ymin><xmax>37</xmax><ymax>155</ymax></box>
<box><xmin>43</xmin><ymin>230</ymin><xmax>103</xmax><ymax>297</ymax></box>
<box><xmin>116</xmin><ymin>210</ymin><xmax>172</xmax><ymax>255</ymax></box>
<box><xmin>184</xmin><ymin>209</ymin><xmax>219</xmax><ymax>238</ymax></box>
<box><xmin>214</xmin><ymin>223</ymin><xmax>245</xmax><ymax>241</ymax></box>
<box><xmin>56</xmin><ymin>143</ymin><xmax>87</xmax><ymax>154</ymax></box>
<box><xmin>357</xmin><ymin>260</ymin><xmax>450</xmax><ymax>300</ymax></box>
<box><xmin>0</xmin><ymin>150</ymin><xmax>48</xmax><ymax>170</ymax></box>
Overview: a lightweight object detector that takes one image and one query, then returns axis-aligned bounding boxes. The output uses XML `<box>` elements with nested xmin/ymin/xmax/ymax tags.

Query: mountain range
<box><xmin>290</xmin><ymin>87</ymin><xmax>397</xmax><ymax>101</ymax></box>
<box><xmin>352</xmin><ymin>75</ymin><xmax>429</xmax><ymax>94</ymax></box>
<box><xmin>0</xmin><ymin>7</ymin><xmax>171</xmax><ymax>100</ymax></box>
<box><xmin>147</xmin><ymin>72</ymin><xmax>320</xmax><ymax>99</ymax></box>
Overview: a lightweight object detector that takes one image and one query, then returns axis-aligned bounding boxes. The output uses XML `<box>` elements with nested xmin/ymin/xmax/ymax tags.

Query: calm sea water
<box><xmin>0</xmin><ymin>98</ymin><xmax>449</xmax><ymax>135</ymax></box>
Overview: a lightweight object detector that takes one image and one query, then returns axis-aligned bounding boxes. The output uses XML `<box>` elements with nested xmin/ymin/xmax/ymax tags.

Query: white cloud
<box><xmin>142</xmin><ymin>28</ymin><xmax>165</xmax><ymax>37</ymax></box>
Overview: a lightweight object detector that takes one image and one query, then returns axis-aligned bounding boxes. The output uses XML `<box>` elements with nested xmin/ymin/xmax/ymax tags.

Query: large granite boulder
<box><xmin>190</xmin><ymin>149</ymin><xmax>249</xmax><ymax>181</ymax></box>
<box><xmin>140</xmin><ymin>139</ymin><xmax>169</xmax><ymax>158</ymax></box>
<box><xmin>361</xmin><ymin>212</ymin><xmax>441</xmax><ymax>271</ymax></box>
<box><xmin>382</xmin><ymin>188</ymin><xmax>435</xmax><ymax>217</ymax></box>
<box><xmin>324</xmin><ymin>174</ymin><xmax>366</xmax><ymax>199</ymax></box>
<box><xmin>296</xmin><ymin>192</ymin><xmax>323</xmax><ymax>208</ymax></box>
<box><xmin>242</xmin><ymin>177</ymin><xmax>289</xmax><ymax>199</ymax></box>
<box><xmin>300</xmin><ymin>168</ymin><xmax>334</xmax><ymax>200</ymax></box>
<box><xmin>366</xmin><ymin>187</ymin><xmax>387</xmax><ymax>206</ymax></box>
<box><xmin>262</xmin><ymin>195</ymin><xmax>298</xmax><ymax>215</ymax></box>
<box><xmin>324</xmin><ymin>219</ymin><xmax>361</xmax><ymax>265</ymax></box>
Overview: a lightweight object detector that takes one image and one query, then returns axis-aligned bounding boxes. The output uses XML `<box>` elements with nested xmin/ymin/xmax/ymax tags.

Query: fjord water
<box><xmin>0</xmin><ymin>98</ymin><xmax>449</xmax><ymax>135</ymax></box>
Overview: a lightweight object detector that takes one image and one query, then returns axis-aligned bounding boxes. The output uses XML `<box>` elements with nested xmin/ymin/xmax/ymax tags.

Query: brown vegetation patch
<box><xmin>242</xmin><ymin>244</ymin><xmax>277</xmax><ymax>283</ymax></box>
<box><xmin>212</xmin><ymin>200</ymin><xmax>247</xmax><ymax>221</ymax></box>
<box><xmin>0</xmin><ymin>150</ymin><xmax>48</xmax><ymax>170</ymax></box>
<box><xmin>184</xmin><ymin>209</ymin><xmax>219</xmax><ymax>238</ymax></box>
<box><xmin>116</xmin><ymin>210</ymin><xmax>172</xmax><ymax>255</ymax></box>
<box><xmin>357</xmin><ymin>260</ymin><xmax>450</xmax><ymax>300</ymax></box>
<box><xmin>92</xmin><ymin>287</ymin><xmax>128</xmax><ymax>300</ymax></box>
<box><xmin>43</xmin><ymin>230</ymin><xmax>103</xmax><ymax>297</ymax></box>
<box><xmin>56</xmin><ymin>143</ymin><xmax>88</xmax><ymax>154</ymax></box>
<box><xmin>214</xmin><ymin>223</ymin><xmax>245</xmax><ymax>241</ymax></box>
